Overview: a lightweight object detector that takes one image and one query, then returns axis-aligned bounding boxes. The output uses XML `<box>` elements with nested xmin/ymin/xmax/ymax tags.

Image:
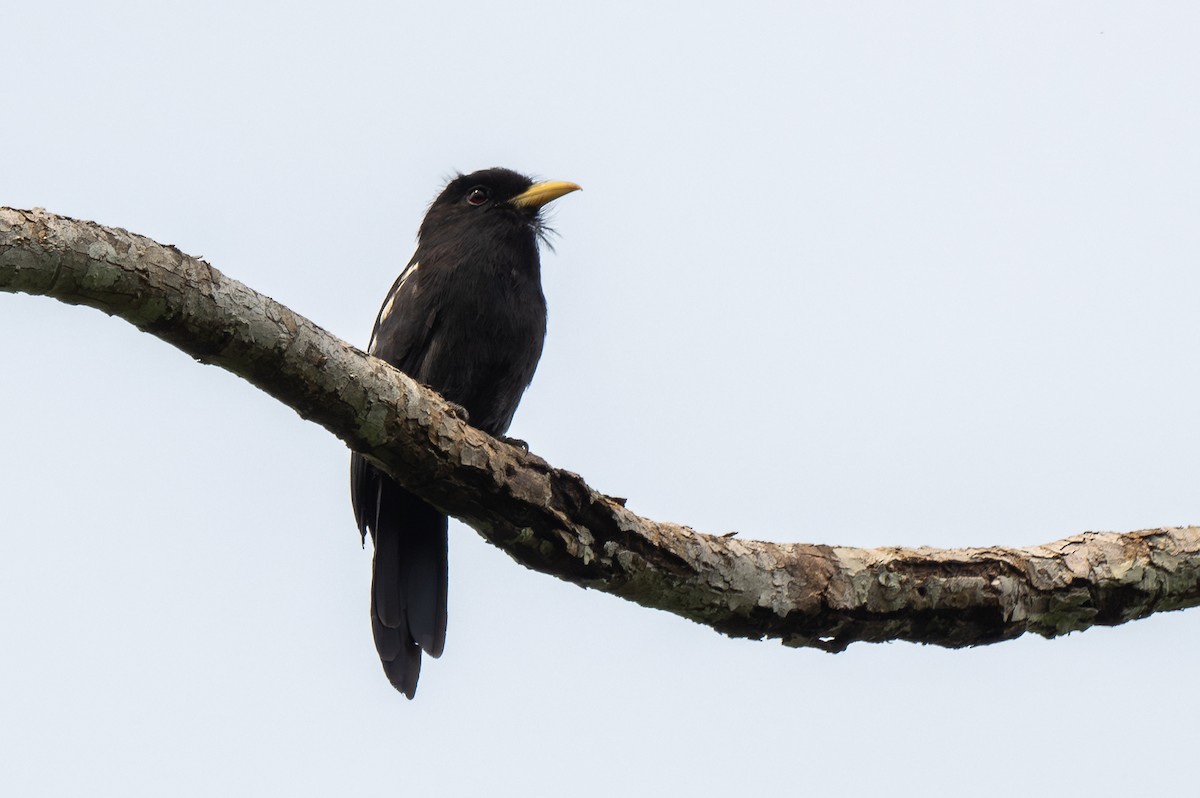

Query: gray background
<box><xmin>4</xmin><ymin>2</ymin><xmax>1198</xmax><ymax>795</ymax></box>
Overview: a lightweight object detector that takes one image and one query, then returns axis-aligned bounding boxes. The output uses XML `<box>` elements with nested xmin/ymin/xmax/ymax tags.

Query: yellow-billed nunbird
<box><xmin>350</xmin><ymin>168</ymin><xmax>580</xmax><ymax>697</ymax></box>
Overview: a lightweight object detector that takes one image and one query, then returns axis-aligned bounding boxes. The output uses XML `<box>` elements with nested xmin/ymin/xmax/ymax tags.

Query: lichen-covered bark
<box><xmin>3</xmin><ymin>206</ymin><xmax>1199</xmax><ymax>650</ymax></box>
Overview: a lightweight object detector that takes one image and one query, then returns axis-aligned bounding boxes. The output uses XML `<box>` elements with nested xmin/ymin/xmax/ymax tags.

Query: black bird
<box><xmin>350</xmin><ymin>168</ymin><xmax>580</xmax><ymax>697</ymax></box>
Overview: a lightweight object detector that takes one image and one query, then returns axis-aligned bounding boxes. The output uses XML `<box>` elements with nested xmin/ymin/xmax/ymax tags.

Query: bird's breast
<box><xmin>410</xmin><ymin>258</ymin><xmax>546</xmax><ymax>435</ymax></box>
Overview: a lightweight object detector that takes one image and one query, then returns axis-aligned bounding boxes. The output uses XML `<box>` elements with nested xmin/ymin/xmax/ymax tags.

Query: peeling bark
<box><xmin>3</xmin><ymin>206</ymin><xmax>1199</xmax><ymax>651</ymax></box>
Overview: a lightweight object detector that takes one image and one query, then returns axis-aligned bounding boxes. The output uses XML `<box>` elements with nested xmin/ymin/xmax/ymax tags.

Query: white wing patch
<box><xmin>368</xmin><ymin>259</ymin><xmax>420</xmax><ymax>354</ymax></box>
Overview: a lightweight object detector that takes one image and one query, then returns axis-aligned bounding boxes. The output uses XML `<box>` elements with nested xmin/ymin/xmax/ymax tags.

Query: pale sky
<box><xmin>4</xmin><ymin>3</ymin><xmax>1199</xmax><ymax>795</ymax></box>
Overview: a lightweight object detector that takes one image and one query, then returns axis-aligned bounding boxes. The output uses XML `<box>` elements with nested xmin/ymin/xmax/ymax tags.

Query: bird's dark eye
<box><xmin>466</xmin><ymin>187</ymin><xmax>489</xmax><ymax>206</ymax></box>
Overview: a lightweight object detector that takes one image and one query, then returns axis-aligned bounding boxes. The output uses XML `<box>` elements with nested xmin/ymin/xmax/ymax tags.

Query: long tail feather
<box><xmin>364</xmin><ymin>474</ymin><xmax>449</xmax><ymax>697</ymax></box>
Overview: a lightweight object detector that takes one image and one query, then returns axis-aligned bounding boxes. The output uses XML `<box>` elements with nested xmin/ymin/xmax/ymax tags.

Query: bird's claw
<box><xmin>445</xmin><ymin>401</ymin><xmax>470</xmax><ymax>423</ymax></box>
<box><xmin>501</xmin><ymin>436</ymin><xmax>529</xmax><ymax>451</ymax></box>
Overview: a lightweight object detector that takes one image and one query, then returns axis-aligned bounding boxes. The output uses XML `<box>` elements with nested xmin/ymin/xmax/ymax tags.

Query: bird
<box><xmin>350</xmin><ymin>168</ymin><xmax>580</xmax><ymax>697</ymax></box>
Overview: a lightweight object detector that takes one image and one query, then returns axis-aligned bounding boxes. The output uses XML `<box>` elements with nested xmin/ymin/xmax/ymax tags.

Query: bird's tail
<box><xmin>368</xmin><ymin>484</ymin><xmax>449</xmax><ymax>698</ymax></box>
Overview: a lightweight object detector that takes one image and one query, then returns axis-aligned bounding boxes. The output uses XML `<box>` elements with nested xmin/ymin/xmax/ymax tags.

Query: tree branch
<box><xmin>3</xmin><ymin>206</ymin><xmax>1198</xmax><ymax>652</ymax></box>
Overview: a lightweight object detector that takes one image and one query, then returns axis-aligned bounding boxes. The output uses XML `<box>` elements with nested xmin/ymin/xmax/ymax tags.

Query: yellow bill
<box><xmin>510</xmin><ymin>180</ymin><xmax>582</xmax><ymax>210</ymax></box>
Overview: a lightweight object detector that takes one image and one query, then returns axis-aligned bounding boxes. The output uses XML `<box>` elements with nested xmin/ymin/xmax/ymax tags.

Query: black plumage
<box><xmin>350</xmin><ymin>168</ymin><xmax>580</xmax><ymax>697</ymax></box>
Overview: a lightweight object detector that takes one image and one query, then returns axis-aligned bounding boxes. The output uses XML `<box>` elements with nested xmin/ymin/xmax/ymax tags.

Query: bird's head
<box><xmin>418</xmin><ymin>168</ymin><xmax>581</xmax><ymax>248</ymax></box>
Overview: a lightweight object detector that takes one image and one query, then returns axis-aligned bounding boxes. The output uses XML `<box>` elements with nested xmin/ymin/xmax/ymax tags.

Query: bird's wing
<box><xmin>349</xmin><ymin>452</ymin><xmax>376</xmax><ymax>543</ymax></box>
<box><xmin>350</xmin><ymin>255</ymin><xmax>427</xmax><ymax>537</ymax></box>
<box><xmin>351</xmin><ymin>252</ymin><xmax>429</xmax><ymax>536</ymax></box>
<box><xmin>352</xmin><ymin>253</ymin><xmax>428</xmax><ymax>535</ymax></box>
<box><xmin>367</xmin><ymin>255</ymin><xmax>421</xmax><ymax>356</ymax></box>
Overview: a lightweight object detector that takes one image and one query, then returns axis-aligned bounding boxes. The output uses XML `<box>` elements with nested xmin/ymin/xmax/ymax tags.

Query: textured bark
<box><xmin>3</xmin><ymin>206</ymin><xmax>1199</xmax><ymax>651</ymax></box>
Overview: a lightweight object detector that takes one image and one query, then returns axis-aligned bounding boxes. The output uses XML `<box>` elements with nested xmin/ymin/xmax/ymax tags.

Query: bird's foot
<box><xmin>445</xmin><ymin>401</ymin><xmax>470</xmax><ymax>423</ymax></box>
<box><xmin>501</xmin><ymin>435</ymin><xmax>529</xmax><ymax>451</ymax></box>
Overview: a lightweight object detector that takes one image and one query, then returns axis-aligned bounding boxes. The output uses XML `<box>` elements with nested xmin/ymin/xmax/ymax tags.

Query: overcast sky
<box><xmin>4</xmin><ymin>3</ymin><xmax>1199</xmax><ymax>795</ymax></box>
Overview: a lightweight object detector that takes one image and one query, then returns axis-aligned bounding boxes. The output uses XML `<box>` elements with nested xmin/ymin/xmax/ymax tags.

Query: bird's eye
<box><xmin>466</xmin><ymin>187</ymin><xmax>489</xmax><ymax>206</ymax></box>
